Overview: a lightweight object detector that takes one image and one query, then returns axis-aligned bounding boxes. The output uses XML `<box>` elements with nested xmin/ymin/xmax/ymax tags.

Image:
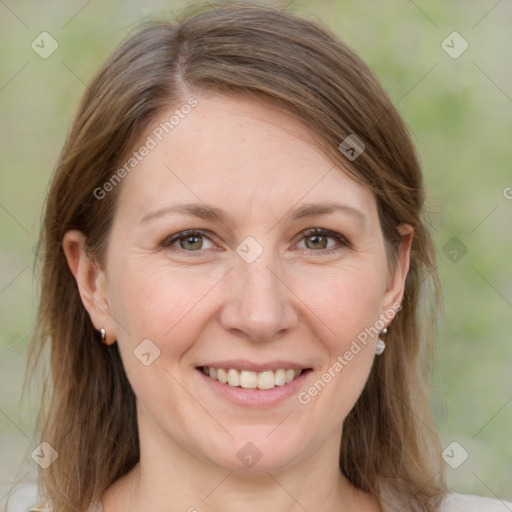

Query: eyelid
<box><xmin>161</xmin><ymin>228</ymin><xmax>351</xmax><ymax>255</ymax></box>
<box><xmin>162</xmin><ymin>229</ymin><xmax>217</xmax><ymax>253</ymax></box>
<box><xmin>295</xmin><ymin>227</ymin><xmax>351</xmax><ymax>254</ymax></box>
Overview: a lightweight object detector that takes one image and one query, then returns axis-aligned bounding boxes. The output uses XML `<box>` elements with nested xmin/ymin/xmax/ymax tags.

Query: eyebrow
<box><xmin>140</xmin><ymin>201</ymin><xmax>367</xmax><ymax>226</ymax></box>
<box><xmin>288</xmin><ymin>202</ymin><xmax>367</xmax><ymax>226</ymax></box>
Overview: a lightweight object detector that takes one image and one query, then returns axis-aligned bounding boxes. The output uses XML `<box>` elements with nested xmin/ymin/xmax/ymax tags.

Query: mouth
<box><xmin>197</xmin><ymin>366</ymin><xmax>312</xmax><ymax>390</ymax></box>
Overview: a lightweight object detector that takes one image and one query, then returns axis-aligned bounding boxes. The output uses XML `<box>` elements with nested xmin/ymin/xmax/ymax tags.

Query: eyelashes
<box><xmin>295</xmin><ymin>228</ymin><xmax>351</xmax><ymax>253</ymax></box>
<box><xmin>161</xmin><ymin>228</ymin><xmax>351</xmax><ymax>257</ymax></box>
<box><xmin>162</xmin><ymin>230</ymin><xmax>216</xmax><ymax>253</ymax></box>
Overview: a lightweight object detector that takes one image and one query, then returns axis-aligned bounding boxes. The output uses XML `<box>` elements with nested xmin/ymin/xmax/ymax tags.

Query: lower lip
<box><xmin>197</xmin><ymin>369</ymin><xmax>312</xmax><ymax>407</ymax></box>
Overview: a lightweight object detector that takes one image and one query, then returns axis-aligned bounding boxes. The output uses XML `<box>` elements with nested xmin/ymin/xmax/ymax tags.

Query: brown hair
<box><xmin>23</xmin><ymin>2</ymin><xmax>447</xmax><ymax>511</ymax></box>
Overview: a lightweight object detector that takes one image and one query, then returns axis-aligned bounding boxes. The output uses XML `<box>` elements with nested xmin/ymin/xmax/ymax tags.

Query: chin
<box><xmin>202</xmin><ymin>429</ymin><xmax>308</xmax><ymax>474</ymax></box>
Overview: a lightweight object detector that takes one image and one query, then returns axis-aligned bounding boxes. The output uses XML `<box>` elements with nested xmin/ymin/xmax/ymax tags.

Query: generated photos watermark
<box><xmin>93</xmin><ymin>97</ymin><xmax>198</xmax><ymax>200</ymax></box>
<box><xmin>297</xmin><ymin>303</ymin><xmax>401</xmax><ymax>405</ymax></box>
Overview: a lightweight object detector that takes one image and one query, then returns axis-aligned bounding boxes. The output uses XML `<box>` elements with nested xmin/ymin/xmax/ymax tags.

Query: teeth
<box><xmin>274</xmin><ymin>369</ymin><xmax>286</xmax><ymax>386</ymax></box>
<box><xmin>285</xmin><ymin>369</ymin><xmax>295</xmax><ymax>383</ymax></box>
<box><xmin>258</xmin><ymin>371</ymin><xmax>275</xmax><ymax>390</ymax></box>
<box><xmin>217</xmin><ymin>368</ymin><xmax>228</xmax><ymax>384</ymax></box>
<box><xmin>227</xmin><ymin>369</ymin><xmax>240</xmax><ymax>387</ymax></box>
<box><xmin>202</xmin><ymin>367</ymin><xmax>304</xmax><ymax>389</ymax></box>
<box><xmin>240</xmin><ymin>370</ymin><xmax>258</xmax><ymax>389</ymax></box>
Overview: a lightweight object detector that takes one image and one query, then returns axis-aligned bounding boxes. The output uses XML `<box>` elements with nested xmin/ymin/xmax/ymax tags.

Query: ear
<box><xmin>381</xmin><ymin>223</ymin><xmax>414</xmax><ymax>315</ymax></box>
<box><xmin>62</xmin><ymin>230</ymin><xmax>117</xmax><ymax>344</ymax></box>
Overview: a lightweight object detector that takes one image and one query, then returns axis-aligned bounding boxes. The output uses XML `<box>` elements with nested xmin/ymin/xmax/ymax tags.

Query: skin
<box><xmin>63</xmin><ymin>93</ymin><xmax>413</xmax><ymax>512</ymax></box>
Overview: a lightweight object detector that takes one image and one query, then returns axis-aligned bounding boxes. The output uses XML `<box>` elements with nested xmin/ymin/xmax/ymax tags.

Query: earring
<box><xmin>100</xmin><ymin>328</ymin><xmax>106</xmax><ymax>343</ymax></box>
<box><xmin>376</xmin><ymin>327</ymin><xmax>387</xmax><ymax>356</ymax></box>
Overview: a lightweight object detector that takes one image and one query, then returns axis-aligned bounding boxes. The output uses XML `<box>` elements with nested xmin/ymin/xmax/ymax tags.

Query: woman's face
<box><xmin>68</xmin><ymin>93</ymin><xmax>411</xmax><ymax>474</ymax></box>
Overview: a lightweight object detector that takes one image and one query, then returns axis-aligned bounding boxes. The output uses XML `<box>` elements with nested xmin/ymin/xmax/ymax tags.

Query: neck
<box><xmin>102</xmin><ymin>414</ymin><xmax>380</xmax><ymax>512</ymax></box>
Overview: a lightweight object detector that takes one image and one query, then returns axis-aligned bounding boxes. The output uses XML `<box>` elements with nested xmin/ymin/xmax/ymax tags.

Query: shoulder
<box><xmin>7</xmin><ymin>485</ymin><xmax>511</xmax><ymax>512</ymax></box>
<box><xmin>440</xmin><ymin>492</ymin><xmax>512</xmax><ymax>512</ymax></box>
<box><xmin>4</xmin><ymin>482</ymin><xmax>48</xmax><ymax>512</ymax></box>
<box><xmin>5</xmin><ymin>482</ymin><xmax>103</xmax><ymax>512</ymax></box>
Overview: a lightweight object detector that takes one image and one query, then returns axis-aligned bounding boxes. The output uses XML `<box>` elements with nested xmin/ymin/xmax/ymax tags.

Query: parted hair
<box><xmin>24</xmin><ymin>2</ymin><xmax>447</xmax><ymax>511</ymax></box>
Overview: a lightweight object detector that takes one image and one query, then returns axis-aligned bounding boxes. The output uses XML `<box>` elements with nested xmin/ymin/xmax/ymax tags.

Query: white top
<box><xmin>441</xmin><ymin>493</ymin><xmax>512</xmax><ymax>511</ymax></box>
<box><xmin>5</xmin><ymin>483</ymin><xmax>512</xmax><ymax>511</ymax></box>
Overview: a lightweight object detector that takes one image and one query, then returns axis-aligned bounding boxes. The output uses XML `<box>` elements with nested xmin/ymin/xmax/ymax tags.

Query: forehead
<box><xmin>114</xmin><ymin>94</ymin><xmax>377</xmax><ymax>225</ymax></box>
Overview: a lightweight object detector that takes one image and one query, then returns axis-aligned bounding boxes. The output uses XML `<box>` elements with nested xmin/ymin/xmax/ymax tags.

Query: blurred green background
<box><xmin>1</xmin><ymin>0</ymin><xmax>511</xmax><ymax>505</ymax></box>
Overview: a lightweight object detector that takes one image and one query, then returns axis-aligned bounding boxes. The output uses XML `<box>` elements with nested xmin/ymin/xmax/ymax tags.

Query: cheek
<box><xmin>106</xmin><ymin>260</ymin><xmax>226</xmax><ymax>421</ymax></box>
<box><xmin>108</xmin><ymin>258</ymin><xmax>226</xmax><ymax>358</ymax></box>
<box><xmin>295</xmin><ymin>265</ymin><xmax>385</xmax><ymax>412</ymax></box>
<box><xmin>298</xmin><ymin>262</ymin><xmax>388</xmax><ymax>341</ymax></box>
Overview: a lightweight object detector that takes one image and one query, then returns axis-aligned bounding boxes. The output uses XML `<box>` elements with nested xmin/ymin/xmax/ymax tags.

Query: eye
<box><xmin>162</xmin><ymin>230</ymin><xmax>216</xmax><ymax>253</ymax></box>
<box><xmin>161</xmin><ymin>228</ymin><xmax>350</xmax><ymax>256</ymax></box>
<box><xmin>296</xmin><ymin>228</ymin><xmax>350</xmax><ymax>254</ymax></box>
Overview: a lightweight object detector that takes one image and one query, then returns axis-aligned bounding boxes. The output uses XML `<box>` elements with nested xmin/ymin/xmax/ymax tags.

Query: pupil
<box><xmin>307</xmin><ymin>235</ymin><xmax>327</xmax><ymax>249</ymax></box>
<box><xmin>182</xmin><ymin>236</ymin><xmax>202</xmax><ymax>250</ymax></box>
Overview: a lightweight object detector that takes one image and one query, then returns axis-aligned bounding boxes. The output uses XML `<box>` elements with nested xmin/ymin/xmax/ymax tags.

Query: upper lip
<box><xmin>197</xmin><ymin>360</ymin><xmax>311</xmax><ymax>372</ymax></box>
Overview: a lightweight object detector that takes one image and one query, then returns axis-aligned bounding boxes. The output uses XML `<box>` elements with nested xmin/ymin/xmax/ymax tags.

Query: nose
<box><xmin>219</xmin><ymin>251</ymin><xmax>299</xmax><ymax>342</ymax></box>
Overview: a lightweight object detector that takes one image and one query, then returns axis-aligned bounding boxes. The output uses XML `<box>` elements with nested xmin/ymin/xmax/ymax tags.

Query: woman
<box><xmin>7</xmin><ymin>2</ymin><xmax>511</xmax><ymax>511</ymax></box>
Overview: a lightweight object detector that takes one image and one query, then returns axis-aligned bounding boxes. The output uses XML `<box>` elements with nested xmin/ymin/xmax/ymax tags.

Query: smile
<box><xmin>199</xmin><ymin>366</ymin><xmax>307</xmax><ymax>390</ymax></box>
